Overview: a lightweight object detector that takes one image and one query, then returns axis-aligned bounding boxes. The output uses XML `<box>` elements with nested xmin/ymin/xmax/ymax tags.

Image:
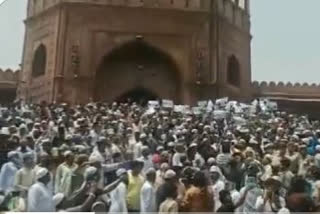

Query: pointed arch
<box><xmin>94</xmin><ymin>39</ymin><xmax>181</xmax><ymax>102</ymax></box>
<box><xmin>227</xmin><ymin>55</ymin><xmax>240</xmax><ymax>87</ymax></box>
<box><xmin>32</xmin><ymin>44</ymin><xmax>47</xmax><ymax>77</ymax></box>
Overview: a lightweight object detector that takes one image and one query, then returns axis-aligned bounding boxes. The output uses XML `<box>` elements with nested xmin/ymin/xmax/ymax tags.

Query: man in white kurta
<box><xmin>0</xmin><ymin>152</ymin><xmax>20</xmax><ymax>194</ymax></box>
<box><xmin>109</xmin><ymin>169</ymin><xmax>128</xmax><ymax>214</ymax></box>
<box><xmin>140</xmin><ymin>168</ymin><xmax>157</xmax><ymax>214</ymax></box>
<box><xmin>28</xmin><ymin>168</ymin><xmax>55</xmax><ymax>212</ymax></box>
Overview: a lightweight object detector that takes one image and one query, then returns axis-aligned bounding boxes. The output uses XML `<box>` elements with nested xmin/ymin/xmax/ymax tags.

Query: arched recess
<box><xmin>227</xmin><ymin>55</ymin><xmax>241</xmax><ymax>87</ymax></box>
<box><xmin>94</xmin><ymin>40</ymin><xmax>181</xmax><ymax>102</ymax></box>
<box><xmin>32</xmin><ymin>44</ymin><xmax>47</xmax><ymax>78</ymax></box>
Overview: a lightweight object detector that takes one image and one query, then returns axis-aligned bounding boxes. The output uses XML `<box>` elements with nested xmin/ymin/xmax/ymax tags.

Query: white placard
<box><xmin>174</xmin><ymin>105</ymin><xmax>184</xmax><ymax>113</ymax></box>
<box><xmin>148</xmin><ymin>100</ymin><xmax>159</xmax><ymax>109</ymax></box>
<box><xmin>162</xmin><ymin>99</ymin><xmax>174</xmax><ymax>108</ymax></box>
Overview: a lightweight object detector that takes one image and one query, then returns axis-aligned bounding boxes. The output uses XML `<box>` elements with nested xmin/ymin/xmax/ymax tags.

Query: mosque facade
<box><xmin>17</xmin><ymin>0</ymin><xmax>252</xmax><ymax>104</ymax></box>
<box><xmin>1</xmin><ymin>0</ymin><xmax>320</xmax><ymax>117</ymax></box>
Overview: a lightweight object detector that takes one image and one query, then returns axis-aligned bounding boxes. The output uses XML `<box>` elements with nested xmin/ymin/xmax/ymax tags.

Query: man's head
<box><xmin>160</xmin><ymin>163</ymin><xmax>170</xmax><ymax>173</ymax></box>
<box><xmin>41</xmin><ymin>139</ymin><xmax>52</xmax><ymax>152</ymax></box>
<box><xmin>193</xmin><ymin>171</ymin><xmax>208</xmax><ymax>188</ymax></box>
<box><xmin>140</xmin><ymin>133</ymin><xmax>147</xmax><ymax>144</ymax></box>
<box><xmin>36</xmin><ymin>168</ymin><xmax>51</xmax><ymax>185</ymax></box>
<box><xmin>39</xmin><ymin>152</ymin><xmax>50</xmax><ymax>167</ymax></box>
<box><xmin>210</xmin><ymin>166</ymin><xmax>221</xmax><ymax>182</ymax></box>
<box><xmin>23</xmin><ymin>153</ymin><xmax>34</xmax><ymax>169</ymax></box>
<box><xmin>64</xmin><ymin>151</ymin><xmax>74</xmax><ymax>165</ymax></box>
<box><xmin>280</xmin><ymin>158</ymin><xmax>291</xmax><ymax>171</ymax></box>
<box><xmin>8</xmin><ymin>151</ymin><xmax>20</xmax><ymax>165</ymax></box>
<box><xmin>219</xmin><ymin>190</ymin><xmax>232</xmax><ymax>204</ymax></box>
<box><xmin>96</xmin><ymin>137</ymin><xmax>106</xmax><ymax>152</ymax></box>
<box><xmin>131</xmin><ymin>160</ymin><xmax>144</xmax><ymax>176</ymax></box>
<box><xmin>264</xmin><ymin>176</ymin><xmax>282</xmax><ymax>192</ymax></box>
<box><xmin>116</xmin><ymin>168</ymin><xmax>128</xmax><ymax>185</ymax></box>
<box><xmin>141</xmin><ymin>146</ymin><xmax>150</xmax><ymax>158</ymax></box>
<box><xmin>164</xmin><ymin>169</ymin><xmax>177</xmax><ymax>183</ymax></box>
<box><xmin>146</xmin><ymin>168</ymin><xmax>156</xmax><ymax>183</ymax></box>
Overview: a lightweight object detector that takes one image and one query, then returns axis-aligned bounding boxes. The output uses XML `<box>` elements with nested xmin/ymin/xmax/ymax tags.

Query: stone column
<box><xmin>245</xmin><ymin>0</ymin><xmax>250</xmax><ymax>13</ymax></box>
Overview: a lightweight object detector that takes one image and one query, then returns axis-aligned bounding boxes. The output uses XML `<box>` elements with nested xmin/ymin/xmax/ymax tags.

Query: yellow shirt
<box><xmin>127</xmin><ymin>172</ymin><xmax>144</xmax><ymax>210</ymax></box>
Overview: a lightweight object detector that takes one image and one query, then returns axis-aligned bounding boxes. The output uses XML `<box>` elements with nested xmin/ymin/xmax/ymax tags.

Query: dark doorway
<box><xmin>95</xmin><ymin>40</ymin><xmax>180</xmax><ymax>102</ymax></box>
<box><xmin>116</xmin><ymin>88</ymin><xmax>158</xmax><ymax>106</ymax></box>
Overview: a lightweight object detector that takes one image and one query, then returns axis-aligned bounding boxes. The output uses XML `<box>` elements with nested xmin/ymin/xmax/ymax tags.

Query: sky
<box><xmin>0</xmin><ymin>0</ymin><xmax>319</xmax><ymax>83</ymax></box>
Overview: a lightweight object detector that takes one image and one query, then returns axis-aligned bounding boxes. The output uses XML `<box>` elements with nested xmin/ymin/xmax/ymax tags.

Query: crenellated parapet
<box><xmin>0</xmin><ymin>69</ymin><xmax>20</xmax><ymax>89</ymax></box>
<box><xmin>252</xmin><ymin>81</ymin><xmax>320</xmax><ymax>99</ymax></box>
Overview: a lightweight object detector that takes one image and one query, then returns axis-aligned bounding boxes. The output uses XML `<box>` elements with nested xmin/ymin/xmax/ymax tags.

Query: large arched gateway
<box><xmin>94</xmin><ymin>40</ymin><xmax>181</xmax><ymax>103</ymax></box>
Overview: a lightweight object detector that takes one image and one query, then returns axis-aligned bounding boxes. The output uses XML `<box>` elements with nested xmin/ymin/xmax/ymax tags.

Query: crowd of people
<box><xmin>0</xmin><ymin>98</ymin><xmax>319</xmax><ymax>213</ymax></box>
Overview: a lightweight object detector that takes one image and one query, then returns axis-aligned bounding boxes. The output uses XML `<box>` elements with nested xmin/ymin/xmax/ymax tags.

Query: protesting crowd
<box><xmin>0</xmin><ymin>98</ymin><xmax>320</xmax><ymax>213</ymax></box>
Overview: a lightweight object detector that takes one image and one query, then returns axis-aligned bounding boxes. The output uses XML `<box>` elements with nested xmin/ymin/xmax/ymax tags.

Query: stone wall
<box><xmin>0</xmin><ymin>69</ymin><xmax>20</xmax><ymax>104</ymax></box>
<box><xmin>252</xmin><ymin>81</ymin><xmax>320</xmax><ymax>99</ymax></box>
<box><xmin>21</xmin><ymin>0</ymin><xmax>251</xmax><ymax>104</ymax></box>
<box><xmin>252</xmin><ymin>81</ymin><xmax>320</xmax><ymax>119</ymax></box>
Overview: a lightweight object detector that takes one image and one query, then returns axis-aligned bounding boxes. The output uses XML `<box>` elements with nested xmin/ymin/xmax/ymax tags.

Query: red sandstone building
<box><xmin>17</xmin><ymin>0</ymin><xmax>252</xmax><ymax>104</ymax></box>
<box><xmin>1</xmin><ymin>0</ymin><xmax>320</xmax><ymax>117</ymax></box>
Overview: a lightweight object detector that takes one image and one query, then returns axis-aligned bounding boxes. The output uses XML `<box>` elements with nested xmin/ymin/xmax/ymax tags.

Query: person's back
<box><xmin>109</xmin><ymin>182</ymin><xmax>128</xmax><ymax>213</ymax></box>
<box><xmin>28</xmin><ymin>182</ymin><xmax>55</xmax><ymax>212</ymax></box>
<box><xmin>240</xmin><ymin>187</ymin><xmax>263</xmax><ymax>214</ymax></box>
<box><xmin>156</xmin><ymin>182</ymin><xmax>167</xmax><ymax>209</ymax></box>
<box><xmin>180</xmin><ymin>185</ymin><xmax>213</xmax><ymax>212</ymax></box>
<box><xmin>238</xmin><ymin>177</ymin><xmax>263</xmax><ymax>214</ymax></box>
<box><xmin>159</xmin><ymin>198</ymin><xmax>178</xmax><ymax>214</ymax></box>
<box><xmin>140</xmin><ymin>180</ymin><xmax>156</xmax><ymax>213</ymax></box>
<box><xmin>0</xmin><ymin>161</ymin><xmax>18</xmax><ymax>193</ymax></box>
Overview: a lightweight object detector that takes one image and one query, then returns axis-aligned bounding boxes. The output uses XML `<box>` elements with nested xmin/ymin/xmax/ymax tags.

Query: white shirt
<box><xmin>127</xmin><ymin>135</ymin><xmax>136</xmax><ymax>154</ymax></box>
<box><xmin>231</xmin><ymin>189</ymin><xmax>241</xmax><ymax>205</ymax></box>
<box><xmin>140</xmin><ymin>181</ymin><xmax>156</xmax><ymax>213</ymax></box>
<box><xmin>27</xmin><ymin>182</ymin><xmax>55</xmax><ymax>212</ymax></box>
<box><xmin>109</xmin><ymin>182</ymin><xmax>128</xmax><ymax>214</ymax></box>
<box><xmin>212</xmin><ymin>180</ymin><xmax>225</xmax><ymax>211</ymax></box>
<box><xmin>33</xmin><ymin>165</ymin><xmax>54</xmax><ymax>193</ymax></box>
<box><xmin>261</xmin><ymin>164</ymin><xmax>273</xmax><ymax>181</ymax></box>
<box><xmin>255</xmin><ymin>195</ymin><xmax>286</xmax><ymax>213</ymax></box>
<box><xmin>0</xmin><ymin>162</ymin><xmax>18</xmax><ymax>194</ymax></box>
<box><xmin>90</xmin><ymin>148</ymin><xmax>107</xmax><ymax>163</ymax></box>
<box><xmin>133</xmin><ymin>141</ymin><xmax>143</xmax><ymax>159</ymax></box>
<box><xmin>89</xmin><ymin>130</ymin><xmax>100</xmax><ymax>146</ymax></box>
<box><xmin>138</xmin><ymin>156</ymin><xmax>154</xmax><ymax>175</ymax></box>
<box><xmin>193</xmin><ymin>153</ymin><xmax>205</xmax><ymax>168</ymax></box>
<box><xmin>172</xmin><ymin>152</ymin><xmax>184</xmax><ymax>167</ymax></box>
